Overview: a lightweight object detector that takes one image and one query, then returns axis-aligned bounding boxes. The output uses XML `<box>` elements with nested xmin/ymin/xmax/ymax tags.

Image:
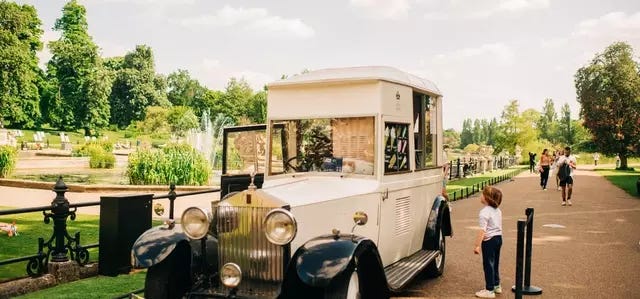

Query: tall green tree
<box><xmin>443</xmin><ymin>128</ymin><xmax>460</xmax><ymax>149</ymax></box>
<box><xmin>486</xmin><ymin>118</ymin><xmax>499</xmax><ymax>146</ymax></box>
<box><xmin>0</xmin><ymin>2</ymin><xmax>43</xmax><ymax>128</ymax></box>
<box><xmin>46</xmin><ymin>0</ymin><xmax>110</xmax><ymax>134</ymax></box>
<box><xmin>472</xmin><ymin>119</ymin><xmax>484</xmax><ymax>144</ymax></box>
<box><xmin>557</xmin><ymin>103</ymin><xmax>574</xmax><ymax>145</ymax></box>
<box><xmin>214</xmin><ymin>78</ymin><xmax>254</xmax><ymax>123</ymax></box>
<box><xmin>537</xmin><ymin>98</ymin><xmax>557</xmax><ymax>142</ymax></box>
<box><xmin>575</xmin><ymin>42</ymin><xmax>640</xmax><ymax>169</ymax></box>
<box><xmin>166</xmin><ymin>69</ymin><xmax>210</xmax><ymax>118</ymax></box>
<box><xmin>495</xmin><ymin>100</ymin><xmax>538</xmax><ymax>153</ymax></box>
<box><xmin>109</xmin><ymin>45</ymin><xmax>169</xmax><ymax>127</ymax></box>
<box><xmin>460</xmin><ymin>118</ymin><xmax>473</xmax><ymax>148</ymax></box>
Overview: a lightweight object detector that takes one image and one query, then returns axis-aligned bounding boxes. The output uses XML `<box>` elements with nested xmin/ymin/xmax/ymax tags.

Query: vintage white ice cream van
<box><xmin>132</xmin><ymin>66</ymin><xmax>453</xmax><ymax>299</ymax></box>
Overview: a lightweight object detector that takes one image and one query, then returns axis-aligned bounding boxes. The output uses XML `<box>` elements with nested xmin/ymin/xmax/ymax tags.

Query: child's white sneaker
<box><xmin>494</xmin><ymin>285</ymin><xmax>502</xmax><ymax>294</ymax></box>
<box><xmin>475</xmin><ymin>289</ymin><xmax>496</xmax><ymax>298</ymax></box>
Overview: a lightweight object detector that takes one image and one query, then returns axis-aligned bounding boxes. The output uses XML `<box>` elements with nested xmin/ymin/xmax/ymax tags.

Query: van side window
<box><xmin>413</xmin><ymin>93</ymin><xmax>435</xmax><ymax>169</ymax></box>
<box><xmin>384</xmin><ymin>122</ymin><xmax>410</xmax><ymax>173</ymax></box>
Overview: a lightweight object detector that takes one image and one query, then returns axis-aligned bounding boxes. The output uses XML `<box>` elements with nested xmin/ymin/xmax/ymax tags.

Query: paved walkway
<box><xmin>397</xmin><ymin>166</ymin><xmax>640</xmax><ymax>298</ymax></box>
<box><xmin>1</xmin><ymin>165</ymin><xmax>639</xmax><ymax>298</ymax></box>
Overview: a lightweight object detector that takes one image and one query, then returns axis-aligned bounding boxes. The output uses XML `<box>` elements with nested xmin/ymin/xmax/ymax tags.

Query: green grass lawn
<box><xmin>594</xmin><ymin>167</ymin><xmax>640</xmax><ymax>197</ymax></box>
<box><xmin>14</xmin><ymin>271</ymin><xmax>146</xmax><ymax>299</ymax></box>
<box><xmin>0</xmin><ymin>208</ymin><xmax>100</xmax><ymax>282</ymax></box>
<box><xmin>0</xmin><ymin>206</ymin><xmax>165</xmax><ymax>297</ymax></box>
<box><xmin>446</xmin><ymin>166</ymin><xmax>527</xmax><ymax>200</ymax></box>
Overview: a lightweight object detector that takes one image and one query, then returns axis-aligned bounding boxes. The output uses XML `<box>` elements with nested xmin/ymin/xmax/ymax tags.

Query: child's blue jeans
<box><xmin>481</xmin><ymin>235</ymin><xmax>502</xmax><ymax>290</ymax></box>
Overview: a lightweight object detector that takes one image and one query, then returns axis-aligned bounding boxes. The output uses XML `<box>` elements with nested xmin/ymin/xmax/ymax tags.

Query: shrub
<box><xmin>87</xmin><ymin>144</ymin><xmax>115</xmax><ymax>169</ymax></box>
<box><xmin>127</xmin><ymin>143</ymin><xmax>210</xmax><ymax>185</ymax></box>
<box><xmin>72</xmin><ymin>141</ymin><xmax>114</xmax><ymax>157</ymax></box>
<box><xmin>0</xmin><ymin>145</ymin><xmax>18</xmax><ymax>178</ymax></box>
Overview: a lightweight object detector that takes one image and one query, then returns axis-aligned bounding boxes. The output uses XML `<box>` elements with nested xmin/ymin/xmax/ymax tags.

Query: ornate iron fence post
<box><xmin>48</xmin><ymin>177</ymin><xmax>71</xmax><ymax>262</ymax></box>
<box><xmin>168</xmin><ymin>183</ymin><xmax>177</xmax><ymax>219</ymax></box>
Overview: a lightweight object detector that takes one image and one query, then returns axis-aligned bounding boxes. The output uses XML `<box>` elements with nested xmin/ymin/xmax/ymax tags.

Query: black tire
<box><xmin>325</xmin><ymin>266</ymin><xmax>363</xmax><ymax>299</ymax></box>
<box><xmin>144</xmin><ymin>242</ymin><xmax>191</xmax><ymax>299</ymax></box>
<box><xmin>425</xmin><ymin>228</ymin><xmax>445</xmax><ymax>277</ymax></box>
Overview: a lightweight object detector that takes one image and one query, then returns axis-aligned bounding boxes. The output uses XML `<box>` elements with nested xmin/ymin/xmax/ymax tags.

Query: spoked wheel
<box><xmin>425</xmin><ymin>228</ymin><xmax>445</xmax><ymax>277</ymax></box>
<box><xmin>325</xmin><ymin>267</ymin><xmax>362</xmax><ymax>299</ymax></box>
<box><xmin>345</xmin><ymin>271</ymin><xmax>361</xmax><ymax>299</ymax></box>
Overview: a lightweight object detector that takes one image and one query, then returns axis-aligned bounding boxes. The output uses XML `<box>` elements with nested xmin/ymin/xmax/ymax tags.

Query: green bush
<box><xmin>0</xmin><ymin>145</ymin><xmax>18</xmax><ymax>178</ymax></box>
<box><xmin>85</xmin><ymin>144</ymin><xmax>115</xmax><ymax>169</ymax></box>
<box><xmin>127</xmin><ymin>143</ymin><xmax>210</xmax><ymax>185</ymax></box>
<box><xmin>72</xmin><ymin>141</ymin><xmax>114</xmax><ymax>157</ymax></box>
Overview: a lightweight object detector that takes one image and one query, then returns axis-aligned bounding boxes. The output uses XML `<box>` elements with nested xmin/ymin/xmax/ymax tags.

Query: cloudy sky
<box><xmin>18</xmin><ymin>0</ymin><xmax>640</xmax><ymax>130</ymax></box>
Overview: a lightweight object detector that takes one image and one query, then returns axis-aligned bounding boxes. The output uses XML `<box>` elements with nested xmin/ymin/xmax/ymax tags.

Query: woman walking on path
<box><xmin>474</xmin><ymin>186</ymin><xmax>503</xmax><ymax>298</ymax></box>
<box><xmin>539</xmin><ymin>149</ymin><xmax>551</xmax><ymax>190</ymax></box>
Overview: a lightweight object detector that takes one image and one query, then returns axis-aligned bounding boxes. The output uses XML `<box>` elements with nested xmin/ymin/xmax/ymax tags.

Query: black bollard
<box><xmin>512</xmin><ymin>208</ymin><xmax>542</xmax><ymax>297</ymax></box>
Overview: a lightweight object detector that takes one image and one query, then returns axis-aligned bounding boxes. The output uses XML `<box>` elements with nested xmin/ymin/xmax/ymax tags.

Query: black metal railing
<box><xmin>447</xmin><ymin>168</ymin><xmax>524</xmax><ymax>201</ymax></box>
<box><xmin>0</xmin><ymin>178</ymin><xmax>219</xmax><ymax>280</ymax></box>
<box><xmin>0</xmin><ymin>177</ymin><xmax>100</xmax><ymax>277</ymax></box>
<box><xmin>512</xmin><ymin>208</ymin><xmax>542</xmax><ymax>298</ymax></box>
<box><xmin>448</xmin><ymin>156</ymin><xmax>517</xmax><ymax>180</ymax></box>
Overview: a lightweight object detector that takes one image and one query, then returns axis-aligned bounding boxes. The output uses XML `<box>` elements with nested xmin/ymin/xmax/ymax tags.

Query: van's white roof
<box><xmin>268</xmin><ymin>66</ymin><xmax>442</xmax><ymax>96</ymax></box>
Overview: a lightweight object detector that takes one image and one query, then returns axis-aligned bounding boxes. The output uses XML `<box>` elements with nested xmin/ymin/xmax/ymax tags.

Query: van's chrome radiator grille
<box><xmin>216</xmin><ymin>206</ymin><xmax>284</xmax><ymax>297</ymax></box>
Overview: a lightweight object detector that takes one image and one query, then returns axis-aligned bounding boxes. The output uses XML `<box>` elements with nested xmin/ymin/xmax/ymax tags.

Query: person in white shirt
<box><xmin>473</xmin><ymin>186</ymin><xmax>503</xmax><ymax>298</ymax></box>
<box><xmin>556</xmin><ymin>146</ymin><xmax>577</xmax><ymax>206</ymax></box>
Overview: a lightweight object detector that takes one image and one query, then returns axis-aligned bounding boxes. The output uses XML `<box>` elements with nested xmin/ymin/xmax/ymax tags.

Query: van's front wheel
<box><xmin>326</xmin><ymin>267</ymin><xmax>362</xmax><ymax>299</ymax></box>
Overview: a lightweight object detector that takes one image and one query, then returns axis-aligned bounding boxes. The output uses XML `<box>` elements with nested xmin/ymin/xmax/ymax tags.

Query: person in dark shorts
<box><xmin>557</xmin><ymin>146</ymin><xmax>577</xmax><ymax>206</ymax></box>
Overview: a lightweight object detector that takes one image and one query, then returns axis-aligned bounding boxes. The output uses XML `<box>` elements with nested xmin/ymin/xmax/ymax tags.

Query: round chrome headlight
<box><xmin>181</xmin><ymin>207</ymin><xmax>211</xmax><ymax>239</ymax></box>
<box><xmin>220</xmin><ymin>263</ymin><xmax>242</xmax><ymax>288</ymax></box>
<box><xmin>263</xmin><ymin>208</ymin><xmax>297</xmax><ymax>245</ymax></box>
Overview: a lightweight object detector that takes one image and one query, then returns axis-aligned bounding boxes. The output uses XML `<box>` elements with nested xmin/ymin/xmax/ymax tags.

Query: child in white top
<box><xmin>474</xmin><ymin>186</ymin><xmax>503</xmax><ymax>298</ymax></box>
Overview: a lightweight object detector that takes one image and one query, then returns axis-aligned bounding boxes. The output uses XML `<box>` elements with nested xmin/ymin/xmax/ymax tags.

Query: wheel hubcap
<box><xmin>434</xmin><ymin>230</ymin><xmax>444</xmax><ymax>268</ymax></box>
<box><xmin>346</xmin><ymin>271</ymin><xmax>360</xmax><ymax>299</ymax></box>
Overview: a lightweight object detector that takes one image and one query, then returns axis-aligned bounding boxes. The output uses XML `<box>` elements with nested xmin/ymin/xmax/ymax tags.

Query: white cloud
<box><xmin>349</xmin><ymin>0</ymin><xmax>411</xmax><ymax>20</ymax></box>
<box><xmin>177</xmin><ymin>5</ymin><xmax>315</xmax><ymax>39</ymax></box>
<box><xmin>467</xmin><ymin>0</ymin><xmax>550</xmax><ymax>19</ymax></box>
<box><xmin>573</xmin><ymin>11</ymin><xmax>640</xmax><ymax>41</ymax></box>
<box><xmin>423</xmin><ymin>0</ymin><xmax>550</xmax><ymax>20</ymax></box>
<box><xmin>432</xmin><ymin>43</ymin><xmax>516</xmax><ymax>66</ymax></box>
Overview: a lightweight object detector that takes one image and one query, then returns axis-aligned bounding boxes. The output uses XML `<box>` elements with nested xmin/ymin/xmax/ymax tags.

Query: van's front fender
<box><xmin>131</xmin><ymin>225</ymin><xmax>190</xmax><ymax>268</ymax></box>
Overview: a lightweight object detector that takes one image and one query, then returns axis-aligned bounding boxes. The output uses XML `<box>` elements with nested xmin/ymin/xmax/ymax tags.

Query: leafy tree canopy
<box><xmin>575</xmin><ymin>42</ymin><xmax>640</xmax><ymax>169</ymax></box>
<box><xmin>0</xmin><ymin>1</ymin><xmax>43</xmax><ymax>128</ymax></box>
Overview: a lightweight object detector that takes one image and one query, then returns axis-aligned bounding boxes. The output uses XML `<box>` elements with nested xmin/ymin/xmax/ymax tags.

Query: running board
<box><xmin>384</xmin><ymin>249</ymin><xmax>439</xmax><ymax>291</ymax></box>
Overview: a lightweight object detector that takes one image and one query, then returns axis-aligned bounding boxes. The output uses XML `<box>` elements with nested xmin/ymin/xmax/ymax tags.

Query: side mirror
<box><xmin>353</xmin><ymin>211</ymin><xmax>368</xmax><ymax>226</ymax></box>
<box><xmin>154</xmin><ymin>203</ymin><xmax>165</xmax><ymax>216</ymax></box>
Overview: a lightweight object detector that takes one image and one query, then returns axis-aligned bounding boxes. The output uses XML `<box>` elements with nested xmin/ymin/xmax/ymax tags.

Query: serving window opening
<box><xmin>269</xmin><ymin>117</ymin><xmax>375</xmax><ymax>176</ymax></box>
<box><xmin>413</xmin><ymin>93</ymin><xmax>436</xmax><ymax>170</ymax></box>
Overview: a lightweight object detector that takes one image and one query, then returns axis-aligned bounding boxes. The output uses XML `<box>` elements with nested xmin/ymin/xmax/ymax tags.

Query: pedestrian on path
<box><xmin>528</xmin><ymin>152</ymin><xmax>537</xmax><ymax>173</ymax></box>
<box><xmin>539</xmin><ymin>149</ymin><xmax>551</xmax><ymax>190</ymax></box>
<box><xmin>557</xmin><ymin>146</ymin><xmax>577</xmax><ymax>206</ymax></box>
<box><xmin>593</xmin><ymin>152</ymin><xmax>600</xmax><ymax>166</ymax></box>
<box><xmin>474</xmin><ymin>186</ymin><xmax>503</xmax><ymax>298</ymax></box>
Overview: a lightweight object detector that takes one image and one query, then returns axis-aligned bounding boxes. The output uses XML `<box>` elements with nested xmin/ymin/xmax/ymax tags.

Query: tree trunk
<box><xmin>84</xmin><ymin>127</ymin><xmax>91</xmax><ymax>137</ymax></box>
<box><xmin>620</xmin><ymin>155</ymin><xmax>628</xmax><ymax>170</ymax></box>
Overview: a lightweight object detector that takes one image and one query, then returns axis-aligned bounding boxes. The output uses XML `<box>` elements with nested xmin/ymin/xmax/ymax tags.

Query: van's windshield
<box><xmin>269</xmin><ymin>117</ymin><xmax>375</xmax><ymax>175</ymax></box>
